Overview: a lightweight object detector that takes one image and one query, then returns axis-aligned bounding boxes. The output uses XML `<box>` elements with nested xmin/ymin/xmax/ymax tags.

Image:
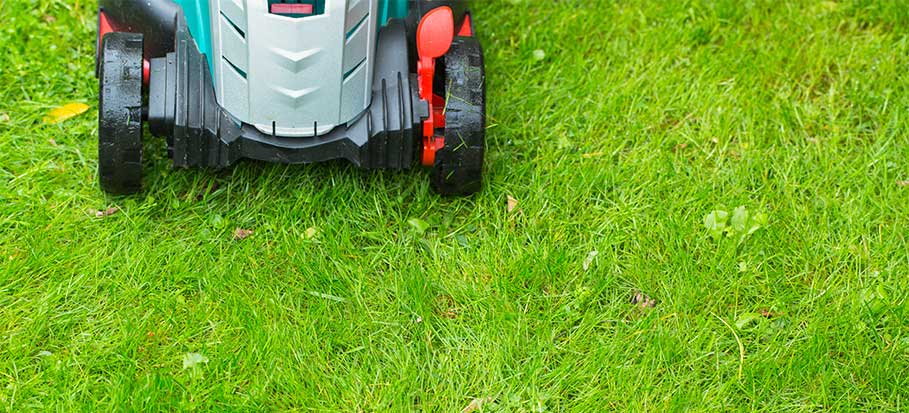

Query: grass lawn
<box><xmin>2</xmin><ymin>0</ymin><xmax>909</xmax><ymax>410</ymax></box>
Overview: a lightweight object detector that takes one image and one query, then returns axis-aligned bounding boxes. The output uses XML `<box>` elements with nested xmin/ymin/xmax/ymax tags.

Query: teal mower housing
<box><xmin>96</xmin><ymin>0</ymin><xmax>486</xmax><ymax>195</ymax></box>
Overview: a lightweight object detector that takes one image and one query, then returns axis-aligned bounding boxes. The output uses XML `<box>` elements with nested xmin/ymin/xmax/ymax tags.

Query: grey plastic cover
<box><xmin>208</xmin><ymin>0</ymin><xmax>378</xmax><ymax>137</ymax></box>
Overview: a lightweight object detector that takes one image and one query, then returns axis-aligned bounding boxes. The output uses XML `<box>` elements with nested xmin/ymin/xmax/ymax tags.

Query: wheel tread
<box><xmin>98</xmin><ymin>32</ymin><xmax>145</xmax><ymax>195</ymax></box>
<box><xmin>431</xmin><ymin>36</ymin><xmax>486</xmax><ymax>196</ymax></box>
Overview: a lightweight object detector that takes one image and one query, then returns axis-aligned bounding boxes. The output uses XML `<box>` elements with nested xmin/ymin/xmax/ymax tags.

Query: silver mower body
<box><xmin>209</xmin><ymin>0</ymin><xmax>379</xmax><ymax>137</ymax></box>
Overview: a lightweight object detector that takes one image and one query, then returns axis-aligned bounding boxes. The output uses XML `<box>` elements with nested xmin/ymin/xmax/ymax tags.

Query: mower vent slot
<box><xmin>346</xmin><ymin>13</ymin><xmax>369</xmax><ymax>39</ymax></box>
<box><xmin>220</xmin><ymin>12</ymin><xmax>246</xmax><ymax>38</ymax></box>
<box><xmin>224</xmin><ymin>57</ymin><xmax>247</xmax><ymax>79</ymax></box>
<box><xmin>343</xmin><ymin>58</ymin><xmax>367</xmax><ymax>81</ymax></box>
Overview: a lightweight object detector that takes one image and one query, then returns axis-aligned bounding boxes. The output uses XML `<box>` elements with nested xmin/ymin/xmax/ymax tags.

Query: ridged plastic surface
<box><xmin>208</xmin><ymin>0</ymin><xmax>379</xmax><ymax>137</ymax></box>
<box><xmin>156</xmin><ymin>19</ymin><xmax>423</xmax><ymax>170</ymax></box>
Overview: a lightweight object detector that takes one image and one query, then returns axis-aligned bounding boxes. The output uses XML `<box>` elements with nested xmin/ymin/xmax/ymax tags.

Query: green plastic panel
<box><xmin>378</xmin><ymin>0</ymin><xmax>409</xmax><ymax>25</ymax></box>
<box><xmin>175</xmin><ymin>0</ymin><xmax>213</xmax><ymax>59</ymax></box>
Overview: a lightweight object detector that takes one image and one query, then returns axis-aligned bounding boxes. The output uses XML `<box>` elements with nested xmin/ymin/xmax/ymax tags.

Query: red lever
<box><xmin>417</xmin><ymin>8</ymin><xmax>454</xmax><ymax>59</ymax></box>
<box><xmin>416</xmin><ymin>7</ymin><xmax>454</xmax><ymax>166</ymax></box>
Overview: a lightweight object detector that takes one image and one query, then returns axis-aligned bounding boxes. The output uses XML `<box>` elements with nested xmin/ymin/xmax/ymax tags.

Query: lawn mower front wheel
<box><xmin>98</xmin><ymin>32</ymin><xmax>145</xmax><ymax>195</ymax></box>
<box><xmin>431</xmin><ymin>36</ymin><xmax>486</xmax><ymax>196</ymax></box>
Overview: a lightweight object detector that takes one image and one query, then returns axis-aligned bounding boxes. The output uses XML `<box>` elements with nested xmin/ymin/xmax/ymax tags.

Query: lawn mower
<box><xmin>95</xmin><ymin>0</ymin><xmax>486</xmax><ymax>195</ymax></box>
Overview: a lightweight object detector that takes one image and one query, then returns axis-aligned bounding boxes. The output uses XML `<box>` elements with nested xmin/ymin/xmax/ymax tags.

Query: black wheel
<box><xmin>99</xmin><ymin>32</ymin><xmax>144</xmax><ymax>195</ymax></box>
<box><xmin>431</xmin><ymin>36</ymin><xmax>486</xmax><ymax>196</ymax></box>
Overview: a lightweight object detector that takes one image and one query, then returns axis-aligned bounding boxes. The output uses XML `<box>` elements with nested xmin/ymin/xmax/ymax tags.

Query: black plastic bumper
<box><xmin>147</xmin><ymin>18</ymin><xmax>427</xmax><ymax>170</ymax></box>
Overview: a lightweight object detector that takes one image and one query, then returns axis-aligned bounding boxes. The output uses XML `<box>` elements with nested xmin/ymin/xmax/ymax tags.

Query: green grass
<box><xmin>2</xmin><ymin>0</ymin><xmax>909</xmax><ymax>410</ymax></box>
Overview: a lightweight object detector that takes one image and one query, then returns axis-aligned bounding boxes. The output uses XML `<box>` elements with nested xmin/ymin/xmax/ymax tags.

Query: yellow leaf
<box><xmin>462</xmin><ymin>397</ymin><xmax>493</xmax><ymax>413</ymax></box>
<box><xmin>44</xmin><ymin>103</ymin><xmax>89</xmax><ymax>124</ymax></box>
<box><xmin>507</xmin><ymin>195</ymin><xmax>519</xmax><ymax>213</ymax></box>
